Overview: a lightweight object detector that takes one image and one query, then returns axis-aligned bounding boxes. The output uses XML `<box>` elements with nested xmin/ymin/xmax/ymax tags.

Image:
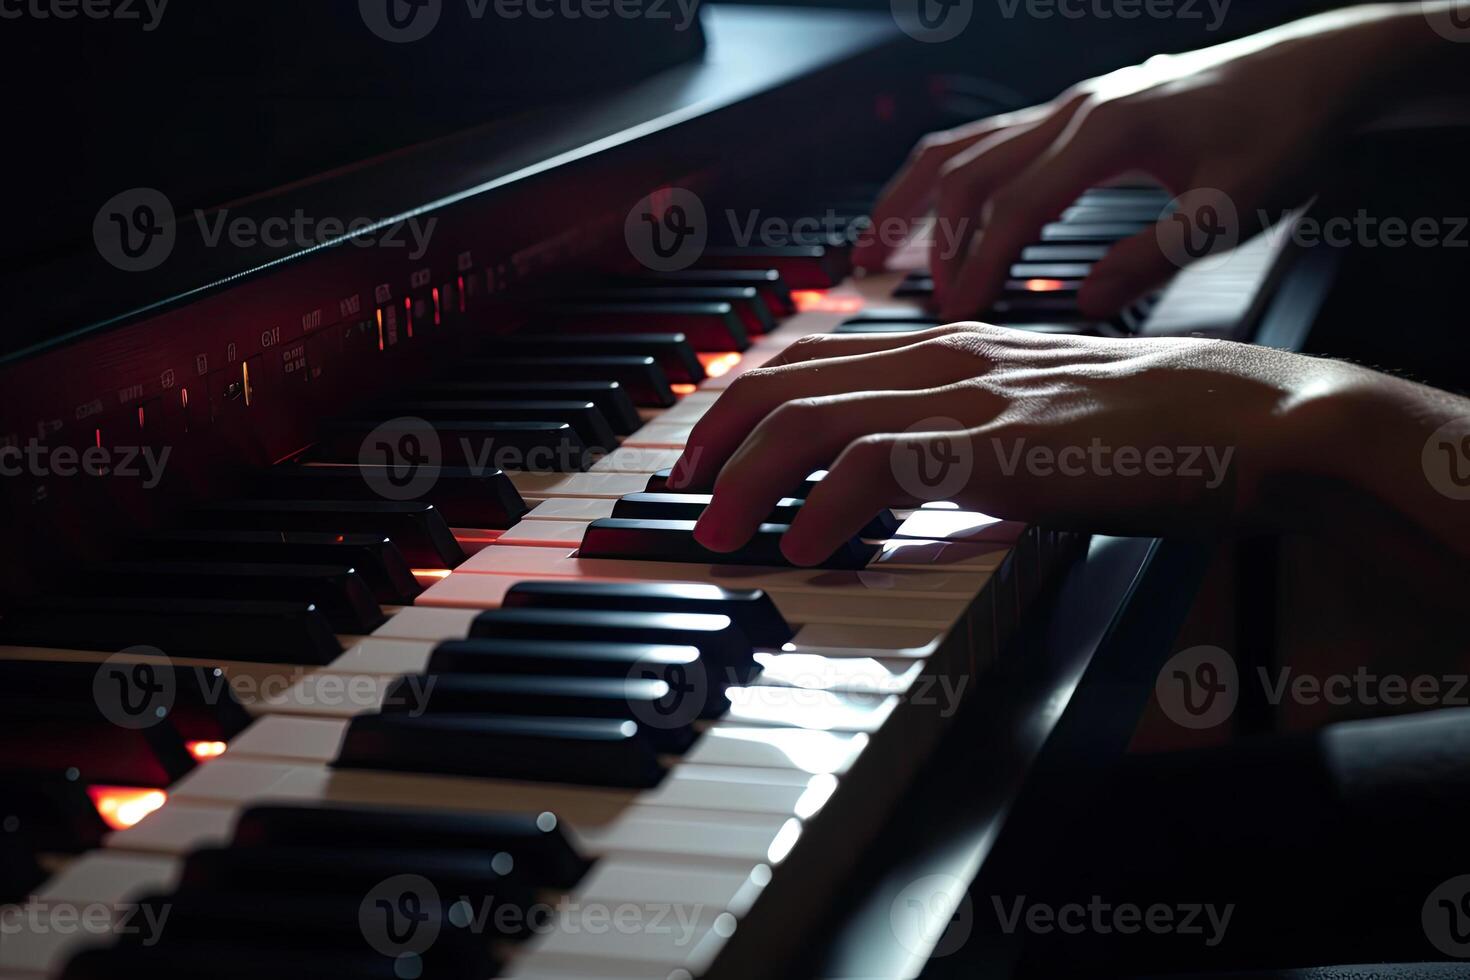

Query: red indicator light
<box><xmin>432</xmin><ymin>287</ymin><xmax>442</xmax><ymax>326</ymax></box>
<box><xmin>670</xmin><ymin>383</ymin><xmax>698</xmax><ymax>396</ymax></box>
<box><xmin>412</xmin><ymin>568</ymin><xmax>453</xmax><ymax>581</ymax></box>
<box><xmin>88</xmin><ymin>786</ymin><xmax>167</xmax><ymax>830</ymax></box>
<box><xmin>696</xmin><ymin>352</ymin><xmax>742</xmax><ymax>379</ymax></box>
<box><xmin>792</xmin><ymin>290</ymin><xmax>864</xmax><ymax>314</ymax></box>
<box><xmin>1022</xmin><ymin>278</ymin><xmax>1068</xmax><ymax>292</ymax></box>
<box><xmin>137</xmin><ymin>406</ymin><xmax>145</xmax><ymax>430</ymax></box>
<box><xmin>94</xmin><ymin>428</ymin><xmax>102</xmax><ymax>448</ymax></box>
<box><xmin>186</xmin><ymin>740</ymin><xmax>227</xmax><ymax>761</ymax></box>
<box><xmin>376</xmin><ymin>309</ymin><xmax>386</xmax><ymax>352</ymax></box>
<box><xmin>456</xmin><ymin>276</ymin><xmax>467</xmax><ymax>314</ymax></box>
<box><xmin>404</xmin><ymin>297</ymin><xmax>414</xmax><ymax>339</ymax></box>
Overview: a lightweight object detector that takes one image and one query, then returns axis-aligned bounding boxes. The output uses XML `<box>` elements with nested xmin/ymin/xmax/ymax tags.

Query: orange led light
<box><xmin>404</xmin><ymin>297</ymin><xmax>414</xmax><ymax>338</ymax></box>
<box><xmin>432</xmin><ymin>287</ymin><xmax>442</xmax><ymax>326</ymax></box>
<box><xmin>376</xmin><ymin>308</ymin><xmax>386</xmax><ymax>352</ymax></box>
<box><xmin>186</xmin><ymin>740</ymin><xmax>228</xmax><ymax>761</ymax></box>
<box><xmin>87</xmin><ymin>786</ymin><xmax>167</xmax><ymax>830</ymax></box>
<box><xmin>696</xmin><ymin>352</ymin><xmax>742</xmax><ymax>379</ymax></box>
<box><xmin>412</xmin><ymin>568</ymin><xmax>453</xmax><ymax>580</ymax></box>
<box><xmin>791</xmin><ymin>290</ymin><xmax>865</xmax><ymax>314</ymax></box>
<box><xmin>670</xmin><ymin>383</ymin><xmax>699</xmax><ymax>396</ymax></box>
<box><xmin>1022</xmin><ymin>278</ymin><xmax>1068</xmax><ymax>292</ymax></box>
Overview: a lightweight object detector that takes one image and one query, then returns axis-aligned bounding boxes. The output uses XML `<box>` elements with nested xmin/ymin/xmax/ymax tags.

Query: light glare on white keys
<box><xmin>497</xmin><ymin>520</ymin><xmax>592</xmax><ymax>548</ymax></box>
<box><xmin>894</xmin><ymin>509</ymin><xmax>1022</xmax><ymax>542</ymax></box>
<box><xmin>752</xmin><ymin>652</ymin><xmax>923</xmax><ymax>695</ymax></box>
<box><xmin>523</xmin><ymin>498</ymin><xmax>617</xmax><ymax>521</ymax></box>
<box><xmin>685</xmin><ymin>727</ymin><xmax>868</xmax><ymax>774</ymax></box>
<box><xmin>724</xmin><ymin>688</ymin><xmax>896</xmax><ymax>733</ymax></box>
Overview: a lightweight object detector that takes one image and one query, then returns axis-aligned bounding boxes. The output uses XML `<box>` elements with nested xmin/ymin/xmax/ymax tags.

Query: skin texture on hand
<box><xmin>666</xmin><ymin>325</ymin><xmax>1470</xmax><ymax>568</ymax></box>
<box><xmin>852</xmin><ymin>3</ymin><xmax>1467</xmax><ymax>321</ymax></box>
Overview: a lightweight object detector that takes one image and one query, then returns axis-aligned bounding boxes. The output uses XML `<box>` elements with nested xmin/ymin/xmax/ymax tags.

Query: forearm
<box><xmin>1286</xmin><ymin>365</ymin><xmax>1470</xmax><ymax>562</ymax></box>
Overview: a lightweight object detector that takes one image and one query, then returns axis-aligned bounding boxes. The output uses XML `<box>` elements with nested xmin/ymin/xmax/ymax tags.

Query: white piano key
<box><xmin>787</xmin><ymin>623</ymin><xmax>942</xmax><ymax>656</ymax></box>
<box><xmin>621</xmin><ymin>423</ymin><xmax>693</xmax><ymax>448</ymax></box>
<box><xmin>590</xmin><ymin>448</ymin><xmax>683</xmax><ymax>473</ymax></box>
<box><xmin>513</xmin><ymin>905</ymin><xmax>731</xmax><ymax>973</ymax></box>
<box><xmin>509</xmin><ymin>472</ymin><xmax>651</xmax><ymax>500</ymax></box>
<box><xmin>106</xmin><ymin>802</ymin><xmax>239</xmax><ymax>856</ymax></box>
<box><xmin>524</xmin><ymin>498</ymin><xmax>618</xmax><ymax>521</ymax></box>
<box><xmin>873</xmin><ymin>538</ymin><xmax>1012</xmax><ymax>571</ymax></box>
<box><xmin>34</xmin><ymin>851</ymin><xmax>180</xmax><ymax>905</ymax></box>
<box><xmin>893</xmin><ymin>509</ymin><xmax>1022</xmax><ymax>543</ymax></box>
<box><xmin>724</xmin><ymin>688</ymin><xmax>896</xmax><ymax>733</ymax></box>
<box><xmin>319</xmin><ymin>637</ymin><xmax>436</xmax><ymax>675</ymax></box>
<box><xmin>371</xmin><ymin>605</ymin><xmax>478</xmax><ymax>640</ymax></box>
<box><xmin>684</xmin><ymin>727</ymin><xmax>867</xmax><ymax>774</ymax></box>
<box><xmin>497</xmin><ymin>520</ymin><xmax>593</xmax><ymax>548</ymax></box>
<box><xmin>454</xmin><ymin>544</ymin><xmax>992</xmax><ymax>597</ymax></box>
<box><xmin>751</xmin><ymin>652</ymin><xmax>923</xmax><ymax>695</ymax></box>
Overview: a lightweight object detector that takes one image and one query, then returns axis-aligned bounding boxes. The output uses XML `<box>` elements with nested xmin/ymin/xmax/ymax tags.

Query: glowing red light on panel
<box><xmin>186</xmin><ymin>740</ymin><xmax>227</xmax><ymax>761</ymax></box>
<box><xmin>791</xmin><ymin>290</ymin><xmax>864</xmax><ymax>314</ymax></box>
<box><xmin>697</xmin><ymin>352</ymin><xmax>742</xmax><ymax>379</ymax></box>
<box><xmin>670</xmin><ymin>383</ymin><xmax>699</xmax><ymax>396</ymax></box>
<box><xmin>1022</xmin><ymin>279</ymin><xmax>1068</xmax><ymax>292</ymax></box>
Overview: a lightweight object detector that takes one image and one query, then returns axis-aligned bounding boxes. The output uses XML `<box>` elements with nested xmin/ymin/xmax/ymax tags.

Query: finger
<box><xmin>670</xmin><ymin>338</ymin><xmax>988</xmax><ymax>490</ymax></box>
<box><xmin>780</xmin><ymin>435</ymin><xmax>907</xmax><ymax>567</ymax></box>
<box><xmin>940</xmin><ymin>105</ymin><xmax>1140</xmax><ymax>321</ymax></box>
<box><xmin>1075</xmin><ymin>226</ymin><xmax>1180</xmax><ymax>316</ymax></box>
<box><xmin>764</xmin><ymin>323</ymin><xmax>985</xmax><ymax>367</ymax></box>
<box><xmin>1078</xmin><ymin>179</ymin><xmax>1269</xmax><ymax>316</ymax></box>
<box><xmin>854</xmin><ymin>107</ymin><xmax>1051</xmax><ymax>272</ymax></box>
<box><xmin>930</xmin><ymin>95</ymin><xmax>1090</xmax><ymax>301</ymax></box>
<box><xmin>693</xmin><ymin>386</ymin><xmax>993</xmax><ymax>553</ymax></box>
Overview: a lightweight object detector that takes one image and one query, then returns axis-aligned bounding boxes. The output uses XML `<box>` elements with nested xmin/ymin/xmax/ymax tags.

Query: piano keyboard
<box><xmin>0</xmin><ymin>186</ymin><xmax>1203</xmax><ymax>979</ymax></box>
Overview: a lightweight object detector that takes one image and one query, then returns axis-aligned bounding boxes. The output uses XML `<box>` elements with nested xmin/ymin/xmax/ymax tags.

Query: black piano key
<box><xmin>1020</xmin><ymin>244</ymin><xmax>1111</xmax><ymax>263</ymax></box>
<box><xmin>381</xmin><ymin>674</ymin><xmax>700</xmax><ymax>751</ymax></box>
<box><xmin>140</xmin><ymin>529</ymin><xmax>420</xmax><ymax>605</ymax></box>
<box><xmin>184</xmin><ymin>500</ymin><xmax>463</xmax><ymax>568</ymax></box>
<box><xmin>1040</xmin><ymin>221</ymin><xmax>1150</xmax><ymax>243</ymax></box>
<box><xmin>702</xmin><ymin>245</ymin><xmax>847</xmax><ymax>289</ymax></box>
<box><xmin>263</xmin><ymin>464</ymin><xmax>527</xmax><ymax>530</ymax></box>
<box><xmin>1010</xmin><ymin>262</ymin><xmax>1095</xmax><ymax>279</ymax></box>
<box><xmin>404</xmin><ymin>380</ymin><xmax>640</xmax><ymax>436</ymax></box>
<box><xmin>645</xmin><ymin>466</ymin><xmax>826</xmax><ymax>499</ymax></box>
<box><xmin>180</xmin><ymin>845</ymin><xmax>535</xmax><ymax>910</ymax></box>
<box><xmin>335</xmin><ymin>712</ymin><xmax>665</xmax><ymax>787</ymax></box>
<box><xmin>0</xmin><ymin>832</ymin><xmax>45</xmax><ymax>903</ymax></box>
<box><xmin>316</xmin><ymin>419</ymin><xmax>591</xmax><ymax>475</ymax></box>
<box><xmin>0</xmin><ymin>659</ymin><xmax>252</xmax><ymax>741</ymax></box>
<box><xmin>0</xmin><ymin>596</ymin><xmax>341</xmax><ymax>664</ymax></box>
<box><xmin>0</xmin><ymin>773</ymin><xmax>113</xmax><ymax>854</ymax></box>
<box><xmin>632</xmin><ymin>268</ymin><xmax>795</xmax><ymax>316</ymax></box>
<box><xmin>124</xmin><ymin>891</ymin><xmax>498</xmax><ymax>977</ymax></box>
<box><xmin>427</xmin><ymin>639</ymin><xmax>733</xmax><ymax>691</ymax></box>
<box><xmin>231</xmin><ymin>804</ymin><xmax>587</xmax><ymax>887</ymax></box>
<box><xmin>610</xmin><ymin>491</ymin><xmax>898</xmax><ymax>539</ymax></box>
<box><xmin>501</xmin><ymin>580</ymin><xmax>793</xmax><ymax>648</ymax></box>
<box><xmin>540</xmin><ymin>301</ymin><xmax>749</xmax><ymax>352</ymax></box>
<box><xmin>575</xmin><ymin>288</ymin><xmax>775</xmax><ymax>335</ymax></box>
<box><xmin>892</xmin><ymin>273</ymin><xmax>934</xmax><ymax>298</ymax></box>
<box><xmin>1061</xmin><ymin>203</ymin><xmax>1168</xmax><ymax>224</ymax></box>
<box><xmin>371</xmin><ymin>400</ymin><xmax>619</xmax><ymax>454</ymax></box>
<box><xmin>63</xmin><ymin>943</ymin><xmax>435</xmax><ymax>980</ymax></box>
<box><xmin>988</xmin><ymin>296</ymin><xmax>1084</xmax><ymax>321</ymax></box>
<box><xmin>579</xmin><ymin>517</ymin><xmax>876</xmax><ymax>570</ymax></box>
<box><xmin>456</xmin><ymin>356</ymin><xmax>676</xmax><ymax>407</ymax></box>
<box><xmin>1</xmin><ymin>700</ymin><xmax>193</xmax><ymax>786</ymax></box>
<box><xmin>470</xmin><ymin>607</ymin><xmax>754</xmax><ymax>677</ymax></box>
<box><xmin>1075</xmin><ymin>186</ymin><xmax>1170</xmax><ymax>206</ymax></box>
<box><xmin>483</xmin><ymin>333</ymin><xmax>706</xmax><ymax>384</ymax></box>
<box><xmin>78</xmin><ymin>561</ymin><xmax>385</xmax><ymax>635</ymax></box>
